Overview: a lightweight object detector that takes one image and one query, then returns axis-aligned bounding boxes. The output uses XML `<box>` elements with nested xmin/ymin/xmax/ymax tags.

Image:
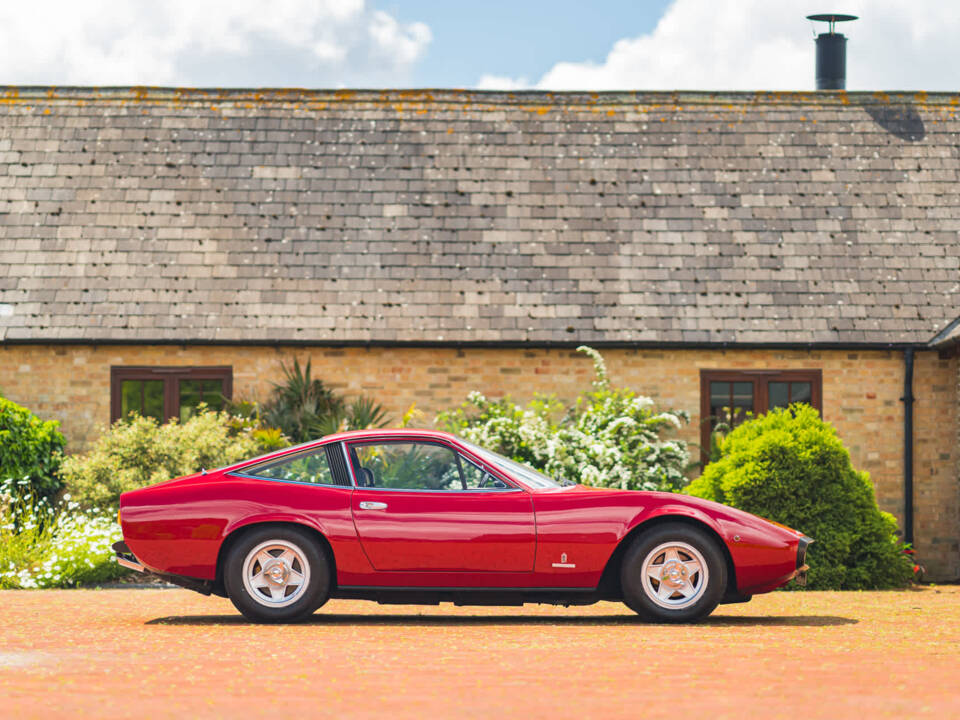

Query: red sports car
<box><xmin>114</xmin><ymin>429</ymin><xmax>811</xmax><ymax>623</ymax></box>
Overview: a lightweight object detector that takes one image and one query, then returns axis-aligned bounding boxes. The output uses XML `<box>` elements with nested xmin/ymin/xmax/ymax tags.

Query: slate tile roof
<box><xmin>0</xmin><ymin>87</ymin><xmax>958</xmax><ymax>346</ymax></box>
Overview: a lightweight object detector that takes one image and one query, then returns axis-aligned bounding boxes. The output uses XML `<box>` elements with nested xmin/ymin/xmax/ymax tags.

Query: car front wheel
<box><xmin>621</xmin><ymin>522</ymin><xmax>726</xmax><ymax>623</ymax></box>
<box><xmin>224</xmin><ymin>526</ymin><xmax>330</xmax><ymax>623</ymax></box>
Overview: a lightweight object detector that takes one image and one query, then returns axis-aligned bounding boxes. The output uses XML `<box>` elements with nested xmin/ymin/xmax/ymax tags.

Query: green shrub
<box><xmin>0</xmin><ymin>479</ymin><xmax>127</xmax><ymax>589</ymax></box>
<box><xmin>0</xmin><ymin>396</ymin><xmax>66</xmax><ymax>502</ymax></box>
<box><xmin>61</xmin><ymin>408</ymin><xmax>289</xmax><ymax>508</ymax></box>
<box><xmin>437</xmin><ymin>346</ymin><xmax>690</xmax><ymax>491</ymax></box>
<box><xmin>686</xmin><ymin>404</ymin><xmax>914</xmax><ymax>590</ymax></box>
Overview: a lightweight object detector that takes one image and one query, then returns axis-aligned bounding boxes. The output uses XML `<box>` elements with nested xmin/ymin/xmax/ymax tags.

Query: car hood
<box><xmin>557</xmin><ymin>485</ymin><xmax>807</xmax><ymax>539</ymax></box>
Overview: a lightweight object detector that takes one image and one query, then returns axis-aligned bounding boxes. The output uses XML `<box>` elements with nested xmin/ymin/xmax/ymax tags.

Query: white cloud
<box><xmin>368</xmin><ymin>10</ymin><xmax>431</xmax><ymax>67</ymax></box>
<box><xmin>480</xmin><ymin>0</ymin><xmax>960</xmax><ymax>91</ymax></box>
<box><xmin>0</xmin><ymin>0</ymin><xmax>431</xmax><ymax>87</ymax></box>
<box><xmin>475</xmin><ymin>74</ymin><xmax>533</xmax><ymax>91</ymax></box>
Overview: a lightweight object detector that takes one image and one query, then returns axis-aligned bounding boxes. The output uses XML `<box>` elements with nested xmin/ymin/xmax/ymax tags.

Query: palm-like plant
<box><xmin>346</xmin><ymin>396</ymin><xmax>390</xmax><ymax>430</ymax></box>
<box><xmin>309</xmin><ymin>395</ymin><xmax>392</xmax><ymax>438</ymax></box>
<box><xmin>261</xmin><ymin>359</ymin><xmax>344</xmax><ymax>443</ymax></box>
<box><xmin>263</xmin><ymin>359</ymin><xmax>391</xmax><ymax>443</ymax></box>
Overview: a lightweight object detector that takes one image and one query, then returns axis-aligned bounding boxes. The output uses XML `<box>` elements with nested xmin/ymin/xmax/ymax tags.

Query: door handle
<box><xmin>358</xmin><ymin>501</ymin><xmax>388</xmax><ymax>510</ymax></box>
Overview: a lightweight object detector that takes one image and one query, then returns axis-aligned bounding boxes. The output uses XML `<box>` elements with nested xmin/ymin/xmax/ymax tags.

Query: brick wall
<box><xmin>913</xmin><ymin>351</ymin><xmax>959</xmax><ymax>578</ymax></box>
<box><xmin>2</xmin><ymin>343</ymin><xmax>957</xmax><ymax>579</ymax></box>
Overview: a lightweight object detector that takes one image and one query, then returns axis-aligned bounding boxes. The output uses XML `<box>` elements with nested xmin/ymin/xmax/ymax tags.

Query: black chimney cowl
<box><xmin>807</xmin><ymin>13</ymin><xmax>858</xmax><ymax>90</ymax></box>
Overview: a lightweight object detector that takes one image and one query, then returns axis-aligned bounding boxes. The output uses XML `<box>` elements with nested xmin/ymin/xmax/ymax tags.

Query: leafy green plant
<box><xmin>262</xmin><ymin>359</ymin><xmax>391</xmax><ymax>442</ymax></box>
<box><xmin>0</xmin><ymin>396</ymin><xmax>66</xmax><ymax>502</ymax></box>
<box><xmin>437</xmin><ymin>346</ymin><xmax>690</xmax><ymax>491</ymax></box>
<box><xmin>686</xmin><ymin>404</ymin><xmax>914</xmax><ymax>590</ymax></box>
<box><xmin>261</xmin><ymin>359</ymin><xmax>344</xmax><ymax>442</ymax></box>
<box><xmin>344</xmin><ymin>395</ymin><xmax>391</xmax><ymax>431</ymax></box>
<box><xmin>61</xmin><ymin>408</ymin><xmax>288</xmax><ymax>508</ymax></box>
<box><xmin>0</xmin><ymin>478</ymin><xmax>127</xmax><ymax>589</ymax></box>
<box><xmin>222</xmin><ymin>399</ymin><xmax>290</xmax><ymax>451</ymax></box>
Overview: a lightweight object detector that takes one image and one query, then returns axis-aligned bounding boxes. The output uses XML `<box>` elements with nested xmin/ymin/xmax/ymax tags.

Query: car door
<box><xmin>348</xmin><ymin>439</ymin><xmax>536</xmax><ymax>572</ymax></box>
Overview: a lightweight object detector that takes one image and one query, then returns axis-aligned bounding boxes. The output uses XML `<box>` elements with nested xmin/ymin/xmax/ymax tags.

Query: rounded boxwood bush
<box><xmin>686</xmin><ymin>404</ymin><xmax>914</xmax><ymax>590</ymax></box>
<box><xmin>0</xmin><ymin>396</ymin><xmax>66</xmax><ymax>502</ymax></box>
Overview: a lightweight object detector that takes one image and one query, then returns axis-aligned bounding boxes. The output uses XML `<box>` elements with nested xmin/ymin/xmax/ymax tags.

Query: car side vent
<box><xmin>325</xmin><ymin>443</ymin><xmax>353</xmax><ymax>487</ymax></box>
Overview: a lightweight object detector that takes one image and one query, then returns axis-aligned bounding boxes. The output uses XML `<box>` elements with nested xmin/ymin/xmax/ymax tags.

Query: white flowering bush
<box><xmin>0</xmin><ymin>478</ymin><xmax>127</xmax><ymax>589</ymax></box>
<box><xmin>436</xmin><ymin>347</ymin><xmax>691</xmax><ymax>492</ymax></box>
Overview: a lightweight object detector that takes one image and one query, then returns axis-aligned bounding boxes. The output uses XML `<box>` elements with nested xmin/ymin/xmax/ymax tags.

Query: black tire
<box><xmin>224</xmin><ymin>525</ymin><xmax>330</xmax><ymax>623</ymax></box>
<box><xmin>620</xmin><ymin>522</ymin><xmax>726</xmax><ymax>623</ymax></box>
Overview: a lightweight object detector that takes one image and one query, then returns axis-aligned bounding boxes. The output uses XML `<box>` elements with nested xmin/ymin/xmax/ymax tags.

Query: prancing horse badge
<box><xmin>552</xmin><ymin>552</ymin><xmax>576</xmax><ymax>569</ymax></box>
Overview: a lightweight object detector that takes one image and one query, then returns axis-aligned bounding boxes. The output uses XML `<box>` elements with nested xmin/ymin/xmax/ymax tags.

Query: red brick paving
<box><xmin>1</xmin><ymin>587</ymin><xmax>958</xmax><ymax>719</ymax></box>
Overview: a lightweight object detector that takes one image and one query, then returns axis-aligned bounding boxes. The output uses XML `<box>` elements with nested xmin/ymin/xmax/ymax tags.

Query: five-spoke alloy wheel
<box><xmin>621</xmin><ymin>523</ymin><xmax>726</xmax><ymax>623</ymax></box>
<box><xmin>225</xmin><ymin>526</ymin><xmax>330</xmax><ymax>623</ymax></box>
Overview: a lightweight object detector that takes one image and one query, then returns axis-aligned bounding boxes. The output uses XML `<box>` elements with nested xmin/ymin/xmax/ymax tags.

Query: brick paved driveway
<box><xmin>1</xmin><ymin>586</ymin><xmax>958</xmax><ymax>719</ymax></box>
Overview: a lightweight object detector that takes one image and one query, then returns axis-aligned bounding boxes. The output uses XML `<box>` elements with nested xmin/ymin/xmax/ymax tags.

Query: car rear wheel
<box><xmin>224</xmin><ymin>526</ymin><xmax>330</xmax><ymax>623</ymax></box>
<box><xmin>621</xmin><ymin>523</ymin><xmax>726</xmax><ymax>623</ymax></box>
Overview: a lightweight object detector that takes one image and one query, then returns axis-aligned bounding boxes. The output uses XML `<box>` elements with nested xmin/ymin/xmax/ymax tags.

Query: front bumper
<box><xmin>794</xmin><ymin>535</ymin><xmax>814</xmax><ymax>586</ymax></box>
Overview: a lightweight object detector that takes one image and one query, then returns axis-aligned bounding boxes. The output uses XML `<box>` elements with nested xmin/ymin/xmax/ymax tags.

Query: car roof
<box><xmin>321</xmin><ymin>428</ymin><xmax>457</xmax><ymax>443</ymax></box>
<box><xmin>225</xmin><ymin>428</ymin><xmax>463</xmax><ymax>472</ymax></box>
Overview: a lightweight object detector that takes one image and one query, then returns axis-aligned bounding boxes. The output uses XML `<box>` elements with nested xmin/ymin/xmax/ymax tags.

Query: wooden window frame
<box><xmin>110</xmin><ymin>366</ymin><xmax>233</xmax><ymax>423</ymax></box>
<box><xmin>699</xmin><ymin>369</ymin><xmax>823</xmax><ymax>465</ymax></box>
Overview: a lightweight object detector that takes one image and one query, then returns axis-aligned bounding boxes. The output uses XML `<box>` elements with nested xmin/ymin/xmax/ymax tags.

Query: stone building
<box><xmin>0</xmin><ymin>87</ymin><xmax>957</xmax><ymax>579</ymax></box>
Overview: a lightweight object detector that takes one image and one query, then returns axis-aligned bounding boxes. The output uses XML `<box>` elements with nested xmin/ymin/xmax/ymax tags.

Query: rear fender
<box><xmin>214</xmin><ymin>514</ymin><xmax>338</xmax><ymax>596</ymax></box>
<box><xmin>220</xmin><ymin>512</ymin><xmax>329</xmax><ymax>543</ymax></box>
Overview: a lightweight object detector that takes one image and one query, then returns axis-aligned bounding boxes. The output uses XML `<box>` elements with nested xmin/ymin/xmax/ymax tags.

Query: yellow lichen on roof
<box><xmin>2</xmin><ymin>86</ymin><xmax>960</xmax><ymax>116</ymax></box>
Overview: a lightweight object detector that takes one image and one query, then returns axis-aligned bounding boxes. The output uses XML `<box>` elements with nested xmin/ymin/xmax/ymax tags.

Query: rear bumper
<box><xmin>112</xmin><ymin>540</ymin><xmax>217</xmax><ymax>595</ymax></box>
<box><xmin>112</xmin><ymin>541</ymin><xmax>146</xmax><ymax>573</ymax></box>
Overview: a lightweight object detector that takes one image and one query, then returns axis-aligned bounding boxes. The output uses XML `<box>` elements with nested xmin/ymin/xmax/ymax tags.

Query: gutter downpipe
<box><xmin>902</xmin><ymin>348</ymin><xmax>915</xmax><ymax>546</ymax></box>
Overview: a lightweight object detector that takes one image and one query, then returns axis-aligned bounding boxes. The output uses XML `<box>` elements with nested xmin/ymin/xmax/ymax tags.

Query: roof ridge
<box><xmin>929</xmin><ymin>315</ymin><xmax>960</xmax><ymax>347</ymax></box>
<box><xmin>2</xmin><ymin>86</ymin><xmax>958</xmax><ymax>108</ymax></box>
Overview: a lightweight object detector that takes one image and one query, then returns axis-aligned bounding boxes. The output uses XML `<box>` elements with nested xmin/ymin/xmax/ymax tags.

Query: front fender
<box><xmin>616</xmin><ymin>496</ymin><xmax>803</xmax><ymax>597</ymax></box>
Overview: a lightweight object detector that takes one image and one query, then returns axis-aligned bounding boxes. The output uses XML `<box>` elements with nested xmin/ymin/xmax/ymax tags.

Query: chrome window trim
<box><xmin>459</xmin><ymin>455</ymin><xmax>513</xmax><ymax>491</ymax></box>
<box><xmin>348</xmin><ymin>485</ymin><xmax>523</xmax><ymax>494</ymax></box>
<box><xmin>341</xmin><ymin>442</ymin><xmax>359</xmax><ymax>487</ymax></box>
<box><xmin>226</xmin><ymin>471</ymin><xmax>351</xmax><ymax>489</ymax></box>
<box><xmin>234</xmin><ymin>443</ymin><xmax>343</xmax><ymax>488</ymax></box>
<box><xmin>345</xmin><ymin>438</ymin><xmax>522</xmax><ymax>493</ymax></box>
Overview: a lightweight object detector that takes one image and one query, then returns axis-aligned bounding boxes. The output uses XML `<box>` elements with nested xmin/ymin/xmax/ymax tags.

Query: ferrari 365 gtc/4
<box><xmin>114</xmin><ymin>429</ymin><xmax>811</xmax><ymax>623</ymax></box>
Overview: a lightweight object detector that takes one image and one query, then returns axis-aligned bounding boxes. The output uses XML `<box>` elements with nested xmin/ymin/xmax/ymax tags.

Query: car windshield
<box><xmin>457</xmin><ymin>439</ymin><xmax>562</xmax><ymax>489</ymax></box>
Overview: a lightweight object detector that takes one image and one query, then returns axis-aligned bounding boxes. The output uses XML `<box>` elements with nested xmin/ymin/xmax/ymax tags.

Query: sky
<box><xmin>0</xmin><ymin>1</ymin><xmax>957</xmax><ymax>91</ymax></box>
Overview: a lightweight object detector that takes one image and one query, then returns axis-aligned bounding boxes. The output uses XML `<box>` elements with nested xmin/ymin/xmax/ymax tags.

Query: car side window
<box><xmin>352</xmin><ymin>442</ymin><xmax>464</xmax><ymax>491</ymax></box>
<box><xmin>244</xmin><ymin>449</ymin><xmax>335</xmax><ymax>486</ymax></box>
<box><xmin>460</xmin><ymin>457</ymin><xmax>509</xmax><ymax>490</ymax></box>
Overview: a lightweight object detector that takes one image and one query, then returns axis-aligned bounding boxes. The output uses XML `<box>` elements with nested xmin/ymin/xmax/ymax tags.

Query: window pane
<box><xmin>791</xmin><ymin>382</ymin><xmax>812</xmax><ymax>404</ymax></box>
<box><xmin>709</xmin><ymin>381</ymin><xmax>731</xmax><ymax>425</ymax></box>
<box><xmin>461</xmin><ymin>457</ymin><xmax>508</xmax><ymax>490</ymax></box>
<box><xmin>143</xmin><ymin>380</ymin><xmax>163</xmax><ymax>419</ymax></box>
<box><xmin>768</xmin><ymin>382</ymin><xmax>789</xmax><ymax>410</ymax></box>
<box><xmin>246</xmin><ymin>450</ymin><xmax>334</xmax><ymax>485</ymax></box>
<box><xmin>769</xmin><ymin>381</ymin><xmax>813</xmax><ymax>410</ymax></box>
<box><xmin>179</xmin><ymin>378</ymin><xmax>225</xmax><ymax>421</ymax></box>
<box><xmin>354</xmin><ymin>443</ymin><xmax>462</xmax><ymax>491</ymax></box>
<box><xmin>121</xmin><ymin>379</ymin><xmax>163</xmax><ymax>420</ymax></box>
<box><xmin>709</xmin><ymin>381</ymin><xmax>754</xmax><ymax>427</ymax></box>
<box><xmin>732</xmin><ymin>382</ymin><xmax>753</xmax><ymax>407</ymax></box>
<box><xmin>202</xmin><ymin>379</ymin><xmax>225</xmax><ymax>411</ymax></box>
<box><xmin>179</xmin><ymin>379</ymin><xmax>201</xmax><ymax>422</ymax></box>
<box><xmin>121</xmin><ymin>380</ymin><xmax>142</xmax><ymax>417</ymax></box>
<box><xmin>731</xmin><ymin>382</ymin><xmax>753</xmax><ymax>424</ymax></box>
<box><xmin>709</xmin><ymin>381</ymin><xmax>728</xmax><ymax>405</ymax></box>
